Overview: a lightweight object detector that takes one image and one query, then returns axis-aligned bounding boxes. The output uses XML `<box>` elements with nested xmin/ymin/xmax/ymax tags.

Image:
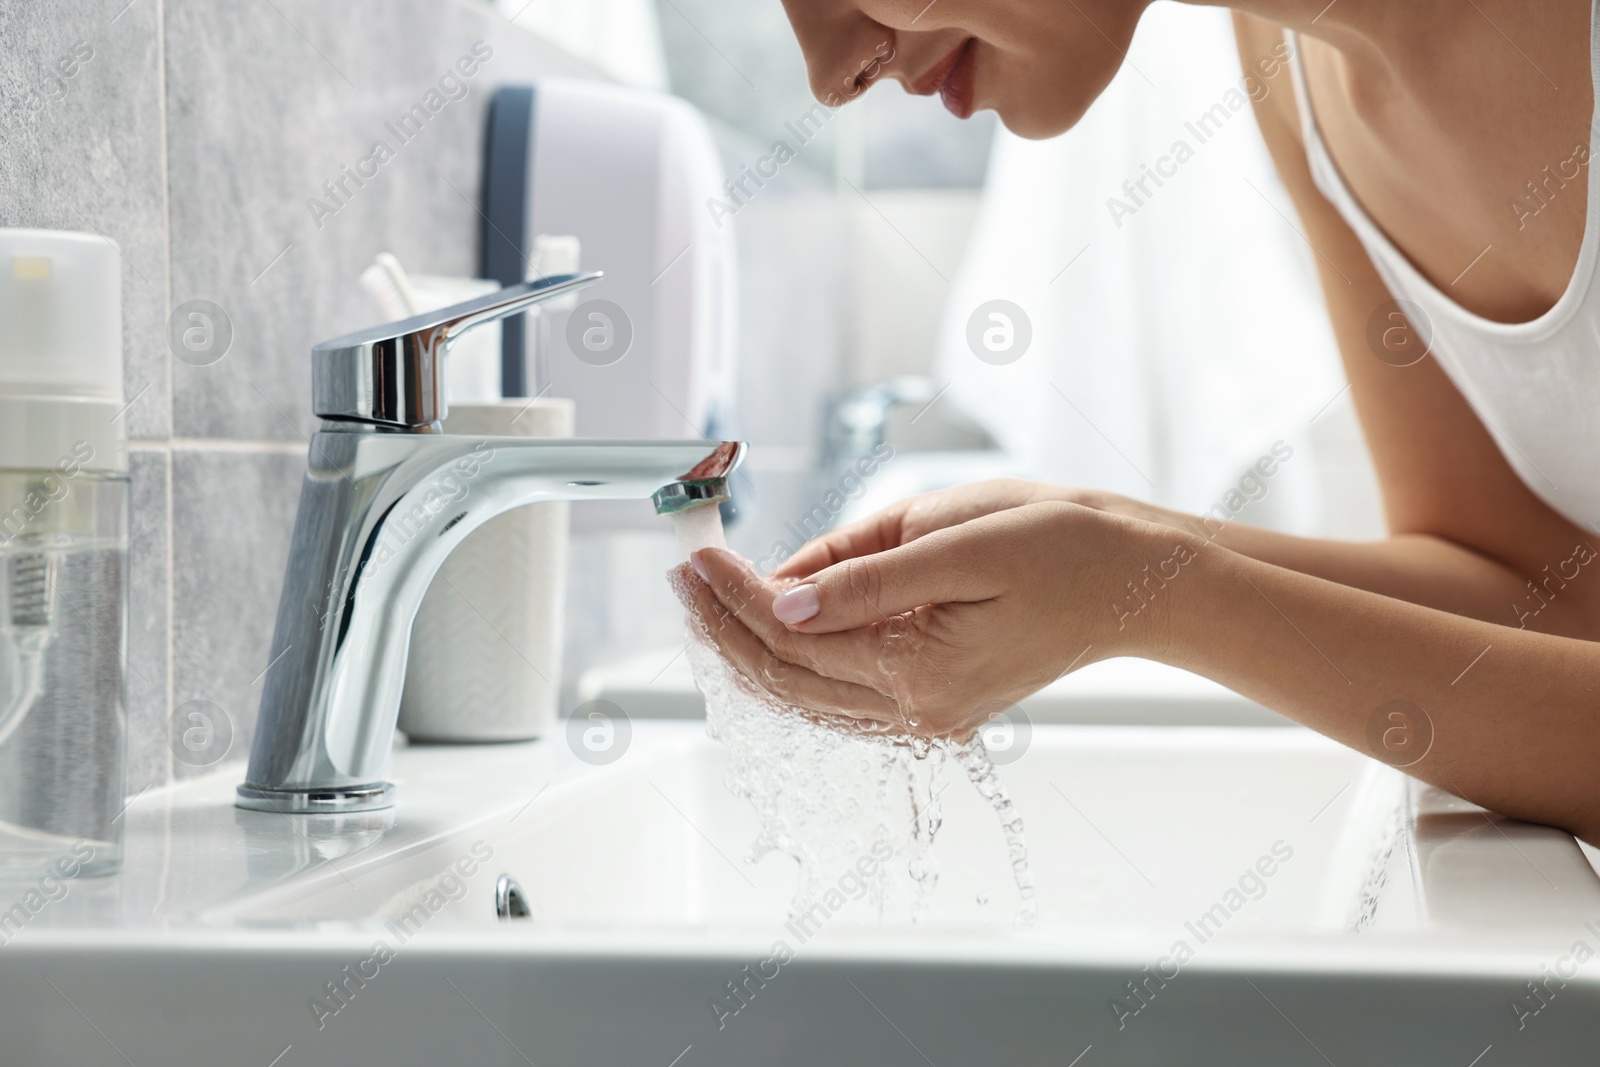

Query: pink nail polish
<box><xmin>690</xmin><ymin>552</ymin><xmax>709</xmax><ymax>582</ymax></box>
<box><xmin>772</xmin><ymin>584</ymin><xmax>820</xmax><ymax>625</ymax></box>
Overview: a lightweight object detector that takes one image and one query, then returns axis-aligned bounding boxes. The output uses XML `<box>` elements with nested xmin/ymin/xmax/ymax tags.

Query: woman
<box><xmin>686</xmin><ymin>0</ymin><xmax>1600</xmax><ymax>845</ymax></box>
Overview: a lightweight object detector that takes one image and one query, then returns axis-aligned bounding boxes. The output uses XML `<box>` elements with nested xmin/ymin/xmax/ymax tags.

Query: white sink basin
<box><xmin>2</xmin><ymin>721</ymin><xmax>1596</xmax><ymax>1065</ymax></box>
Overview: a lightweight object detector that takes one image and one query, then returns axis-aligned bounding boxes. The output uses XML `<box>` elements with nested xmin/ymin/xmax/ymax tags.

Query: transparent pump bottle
<box><xmin>0</xmin><ymin>230</ymin><xmax>130</xmax><ymax>879</ymax></box>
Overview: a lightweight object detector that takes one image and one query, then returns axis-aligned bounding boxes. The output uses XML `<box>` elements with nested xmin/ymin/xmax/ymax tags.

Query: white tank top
<box><xmin>1286</xmin><ymin>18</ymin><xmax>1600</xmax><ymax>532</ymax></box>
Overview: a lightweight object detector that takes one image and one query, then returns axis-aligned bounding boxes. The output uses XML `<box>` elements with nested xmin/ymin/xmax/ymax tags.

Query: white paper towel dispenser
<box><xmin>482</xmin><ymin>78</ymin><xmax>737</xmax><ymax>447</ymax></box>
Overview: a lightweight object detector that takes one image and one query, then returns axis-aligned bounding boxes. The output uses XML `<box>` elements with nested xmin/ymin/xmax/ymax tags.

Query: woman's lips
<box><xmin>910</xmin><ymin>38</ymin><xmax>977</xmax><ymax>117</ymax></box>
<box><xmin>939</xmin><ymin>38</ymin><xmax>977</xmax><ymax>119</ymax></box>
<box><xmin>910</xmin><ymin>40</ymin><xmax>967</xmax><ymax>96</ymax></box>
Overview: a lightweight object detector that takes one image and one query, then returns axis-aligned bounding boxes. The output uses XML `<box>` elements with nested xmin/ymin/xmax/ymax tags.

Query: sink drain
<box><xmin>495</xmin><ymin>875</ymin><xmax>531</xmax><ymax>920</ymax></box>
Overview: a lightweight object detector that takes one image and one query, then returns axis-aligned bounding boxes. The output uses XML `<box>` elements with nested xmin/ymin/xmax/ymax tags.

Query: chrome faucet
<box><xmin>237</xmin><ymin>273</ymin><xmax>746</xmax><ymax>814</ymax></box>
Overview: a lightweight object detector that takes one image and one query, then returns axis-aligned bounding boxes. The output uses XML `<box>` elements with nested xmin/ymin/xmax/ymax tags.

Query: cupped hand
<box><xmin>687</xmin><ymin>500</ymin><xmax>1172</xmax><ymax>740</ymax></box>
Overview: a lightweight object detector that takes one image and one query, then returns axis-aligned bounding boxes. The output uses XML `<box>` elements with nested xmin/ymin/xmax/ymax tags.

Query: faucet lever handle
<box><xmin>311</xmin><ymin>271</ymin><xmax>604</xmax><ymax>431</ymax></box>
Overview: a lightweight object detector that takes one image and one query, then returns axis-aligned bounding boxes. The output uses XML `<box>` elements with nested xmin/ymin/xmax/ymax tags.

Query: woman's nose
<box><xmin>782</xmin><ymin>0</ymin><xmax>897</xmax><ymax>104</ymax></box>
<box><xmin>815</xmin><ymin>34</ymin><xmax>900</xmax><ymax>104</ymax></box>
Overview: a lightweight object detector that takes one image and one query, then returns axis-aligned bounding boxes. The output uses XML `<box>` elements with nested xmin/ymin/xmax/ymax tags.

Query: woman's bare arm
<box><xmin>1144</xmin><ymin>527</ymin><xmax>1600</xmax><ymax>845</ymax></box>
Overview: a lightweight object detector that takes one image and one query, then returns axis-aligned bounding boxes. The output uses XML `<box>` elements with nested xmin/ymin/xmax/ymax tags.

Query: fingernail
<box><xmin>690</xmin><ymin>552</ymin><xmax>710</xmax><ymax>582</ymax></box>
<box><xmin>772</xmin><ymin>584</ymin><xmax>820</xmax><ymax>625</ymax></box>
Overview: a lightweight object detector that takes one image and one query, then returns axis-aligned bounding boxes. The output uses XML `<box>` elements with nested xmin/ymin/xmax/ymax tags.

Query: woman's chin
<box><xmin>995</xmin><ymin>105</ymin><xmax>1077</xmax><ymax>141</ymax></box>
<box><xmin>991</xmin><ymin>89</ymin><xmax>1098</xmax><ymax>141</ymax></box>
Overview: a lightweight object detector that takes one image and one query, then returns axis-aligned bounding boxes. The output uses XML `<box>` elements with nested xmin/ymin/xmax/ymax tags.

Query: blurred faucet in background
<box><xmin>821</xmin><ymin>375</ymin><xmax>937</xmax><ymax>504</ymax></box>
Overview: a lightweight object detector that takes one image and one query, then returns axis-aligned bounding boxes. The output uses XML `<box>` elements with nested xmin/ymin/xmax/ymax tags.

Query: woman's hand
<box><xmin>771</xmin><ymin>478</ymin><xmax>1198</xmax><ymax>581</ymax></box>
<box><xmin>688</xmin><ymin>500</ymin><xmax>1180</xmax><ymax>739</ymax></box>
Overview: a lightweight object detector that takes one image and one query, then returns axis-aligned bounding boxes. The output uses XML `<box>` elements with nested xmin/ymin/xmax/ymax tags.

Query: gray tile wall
<box><xmin>0</xmin><ymin>0</ymin><xmax>169</xmax><ymax>440</ymax></box>
<box><xmin>2</xmin><ymin>0</ymin><xmax>603</xmax><ymax>796</ymax></box>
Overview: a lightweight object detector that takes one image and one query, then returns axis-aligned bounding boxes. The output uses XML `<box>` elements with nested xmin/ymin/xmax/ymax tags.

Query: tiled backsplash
<box><xmin>0</xmin><ymin>0</ymin><xmax>610</xmax><ymax>795</ymax></box>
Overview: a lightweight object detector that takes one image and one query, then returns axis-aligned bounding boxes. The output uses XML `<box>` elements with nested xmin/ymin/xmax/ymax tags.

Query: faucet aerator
<box><xmin>651</xmin><ymin>477</ymin><xmax>730</xmax><ymax>516</ymax></box>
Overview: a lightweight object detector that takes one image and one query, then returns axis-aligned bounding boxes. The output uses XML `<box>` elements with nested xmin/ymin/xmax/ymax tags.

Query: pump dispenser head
<box><xmin>0</xmin><ymin>230</ymin><xmax>127</xmax><ymax>474</ymax></box>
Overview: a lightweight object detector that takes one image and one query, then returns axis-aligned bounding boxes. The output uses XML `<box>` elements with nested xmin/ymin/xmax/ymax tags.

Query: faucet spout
<box><xmin>237</xmin><ymin>432</ymin><xmax>745</xmax><ymax>813</ymax></box>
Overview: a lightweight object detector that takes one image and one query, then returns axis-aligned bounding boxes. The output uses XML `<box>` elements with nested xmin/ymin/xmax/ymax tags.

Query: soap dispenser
<box><xmin>0</xmin><ymin>229</ymin><xmax>129</xmax><ymax>879</ymax></box>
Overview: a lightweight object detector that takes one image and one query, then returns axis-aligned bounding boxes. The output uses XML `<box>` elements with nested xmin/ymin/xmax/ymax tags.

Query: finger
<box><xmin>773</xmin><ymin>480</ymin><xmax>1043</xmax><ymax>580</ymax></box>
<box><xmin>764</xmin><ymin>523</ymin><xmax>1001</xmax><ymax>634</ymax></box>
<box><xmin>693</xmin><ymin>548</ymin><xmax>907</xmax><ymax>691</ymax></box>
<box><xmin>684</xmin><ymin>577</ymin><xmax>903</xmax><ymax>723</ymax></box>
<box><xmin>769</xmin><ymin>505</ymin><xmax>906</xmax><ymax>580</ymax></box>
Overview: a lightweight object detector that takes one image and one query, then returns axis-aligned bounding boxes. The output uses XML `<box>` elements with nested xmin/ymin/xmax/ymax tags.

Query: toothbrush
<box><xmin>359</xmin><ymin>252</ymin><xmax>423</xmax><ymax>319</ymax></box>
<box><xmin>0</xmin><ymin>552</ymin><xmax>57</xmax><ymax>749</ymax></box>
